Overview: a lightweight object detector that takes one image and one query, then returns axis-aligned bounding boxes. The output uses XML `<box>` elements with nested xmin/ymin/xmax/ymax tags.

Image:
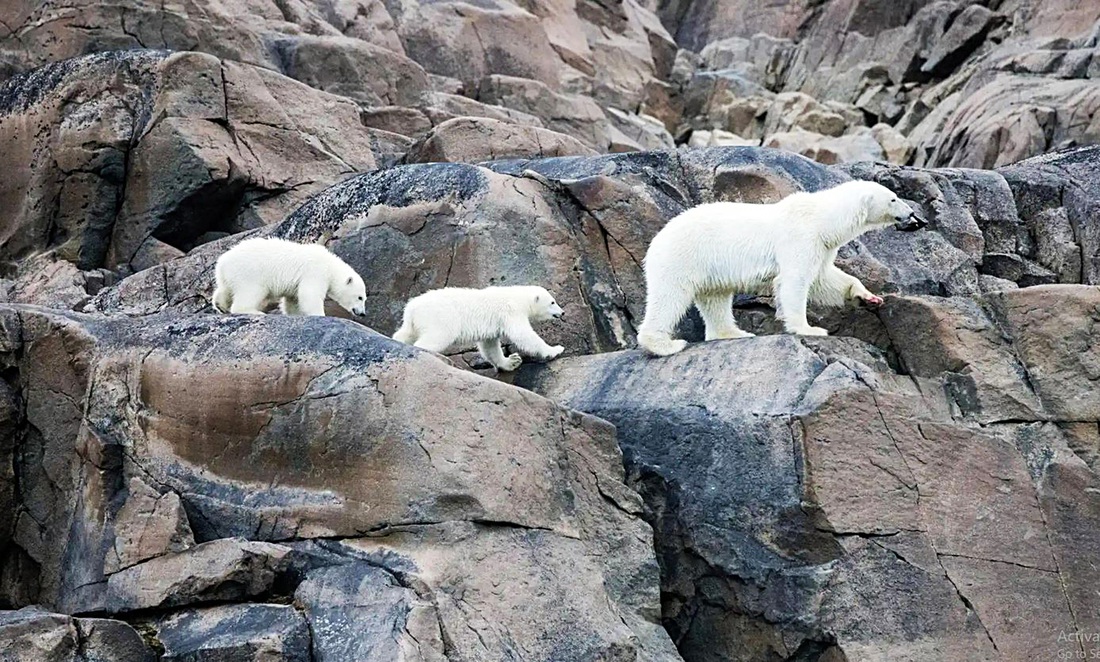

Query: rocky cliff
<box><xmin>1</xmin><ymin>1</ymin><xmax>1100</xmax><ymax>661</ymax></box>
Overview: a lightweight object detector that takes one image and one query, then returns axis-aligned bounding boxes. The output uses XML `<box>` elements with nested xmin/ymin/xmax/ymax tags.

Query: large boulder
<box><xmin>156</xmin><ymin>604</ymin><xmax>311</xmax><ymax>662</ymax></box>
<box><xmin>516</xmin><ymin>292</ymin><xmax>1100</xmax><ymax>661</ymax></box>
<box><xmin>0</xmin><ymin>305</ymin><xmax>679</xmax><ymax>660</ymax></box>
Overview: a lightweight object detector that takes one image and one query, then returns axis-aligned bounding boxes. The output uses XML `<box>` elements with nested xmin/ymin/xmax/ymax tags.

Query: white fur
<box><xmin>393</xmin><ymin>286</ymin><xmax>565</xmax><ymax>371</ymax></box>
<box><xmin>212</xmin><ymin>237</ymin><xmax>367</xmax><ymax>316</ymax></box>
<box><xmin>637</xmin><ymin>180</ymin><xmax>917</xmax><ymax>356</ymax></box>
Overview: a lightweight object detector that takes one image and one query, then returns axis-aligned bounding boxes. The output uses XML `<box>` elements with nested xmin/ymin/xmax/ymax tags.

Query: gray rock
<box><xmin>517</xmin><ymin>326</ymin><xmax>1097</xmax><ymax>660</ymax></box>
<box><xmin>294</xmin><ymin>564</ymin><xmax>436</xmax><ymax>661</ymax></box>
<box><xmin>157</xmin><ymin>604</ymin><xmax>311</xmax><ymax>662</ymax></box>
<box><xmin>0</xmin><ymin>607</ymin><xmax>155</xmax><ymax>662</ymax></box>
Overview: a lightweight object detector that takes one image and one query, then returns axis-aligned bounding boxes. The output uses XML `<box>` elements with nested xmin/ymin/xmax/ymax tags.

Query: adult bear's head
<box><xmin>851</xmin><ymin>180</ymin><xmax>928</xmax><ymax>232</ymax></box>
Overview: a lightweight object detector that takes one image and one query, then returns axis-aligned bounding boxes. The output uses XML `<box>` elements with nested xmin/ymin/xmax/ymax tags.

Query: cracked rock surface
<box><xmin>0</xmin><ymin>306</ymin><xmax>677</xmax><ymax>660</ymax></box>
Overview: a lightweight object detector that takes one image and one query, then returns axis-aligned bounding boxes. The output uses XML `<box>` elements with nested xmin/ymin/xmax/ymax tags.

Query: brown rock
<box><xmin>0</xmin><ymin>306</ymin><xmax>678</xmax><ymax>659</ymax></box>
<box><xmin>392</xmin><ymin>0</ymin><xmax>563</xmax><ymax>92</ymax></box>
<box><xmin>924</xmin><ymin>74</ymin><xmax>1100</xmax><ymax>169</ymax></box>
<box><xmin>478</xmin><ymin>74</ymin><xmax>613</xmax><ymax>150</ymax></box>
<box><xmin>0</xmin><ymin>50</ymin><xmax>379</xmax><ymax>273</ymax></box>
<box><xmin>105</xmin><ymin>538</ymin><xmax>291</xmax><ymax>613</ymax></box>
<box><xmin>519</xmin><ymin>327</ymin><xmax>1100</xmax><ymax>661</ymax></box>
<box><xmin>766</xmin><ymin>127</ymin><xmax>885</xmax><ymax>165</ymax></box>
<box><xmin>423</xmin><ymin>92</ymin><xmax>546</xmax><ymax>128</ymax></box>
<box><xmin>405</xmin><ymin>116</ymin><xmax>598</xmax><ymax>164</ymax></box>
<box><xmin>270</xmin><ymin>34</ymin><xmax>431</xmax><ymax>107</ymax></box>
<box><xmin>985</xmin><ymin>285</ymin><xmax>1100</xmax><ymax>420</ymax></box>
<box><xmin>879</xmin><ymin>295</ymin><xmax>1044</xmax><ymax>424</ymax></box>
<box><xmin>105</xmin><ymin>477</ymin><xmax>196</xmax><ymax>574</ymax></box>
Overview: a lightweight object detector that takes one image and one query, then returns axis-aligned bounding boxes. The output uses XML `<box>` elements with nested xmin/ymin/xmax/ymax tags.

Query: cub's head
<box><xmin>527</xmin><ymin>286</ymin><xmax>565</xmax><ymax>322</ymax></box>
<box><xmin>858</xmin><ymin>181</ymin><xmax>927</xmax><ymax>232</ymax></box>
<box><xmin>331</xmin><ymin>267</ymin><xmax>367</xmax><ymax>316</ymax></box>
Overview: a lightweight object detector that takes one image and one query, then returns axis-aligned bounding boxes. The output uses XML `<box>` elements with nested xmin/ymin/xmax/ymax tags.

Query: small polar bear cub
<box><xmin>212</xmin><ymin>237</ymin><xmax>367</xmax><ymax>316</ymax></box>
<box><xmin>393</xmin><ymin>286</ymin><xmax>565</xmax><ymax>371</ymax></box>
<box><xmin>637</xmin><ymin>180</ymin><xmax>926</xmax><ymax>356</ymax></box>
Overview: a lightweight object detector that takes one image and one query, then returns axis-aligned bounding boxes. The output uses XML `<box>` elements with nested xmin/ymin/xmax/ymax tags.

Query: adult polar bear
<box><xmin>637</xmin><ymin>180</ymin><xmax>926</xmax><ymax>356</ymax></box>
<box><xmin>213</xmin><ymin>237</ymin><xmax>367</xmax><ymax>316</ymax></box>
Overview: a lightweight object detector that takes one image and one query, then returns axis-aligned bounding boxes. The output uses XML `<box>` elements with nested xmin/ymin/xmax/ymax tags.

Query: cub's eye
<box><xmin>358</xmin><ymin>296</ymin><xmax>364</xmax><ymax>301</ymax></box>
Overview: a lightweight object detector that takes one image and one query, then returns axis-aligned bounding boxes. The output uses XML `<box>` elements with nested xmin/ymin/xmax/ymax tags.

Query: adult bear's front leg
<box><xmin>776</xmin><ymin>264</ymin><xmax>828</xmax><ymax>336</ymax></box>
<box><xmin>813</xmin><ymin>264</ymin><xmax>883</xmax><ymax>307</ymax></box>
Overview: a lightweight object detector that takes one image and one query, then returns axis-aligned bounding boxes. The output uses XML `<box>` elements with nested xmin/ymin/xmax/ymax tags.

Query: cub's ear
<box><xmin>535</xmin><ymin>294</ymin><xmax>541</xmax><ymax>302</ymax></box>
<box><xmin>346</xmin><ymin>276</ymin><xmax>353</xmax><ymax>285</ymax></box>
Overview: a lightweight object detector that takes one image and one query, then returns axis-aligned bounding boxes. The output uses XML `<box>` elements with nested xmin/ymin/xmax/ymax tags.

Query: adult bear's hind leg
<box><xmin>637</xmin><ymin>285</ymin><xmax>694</xmax><ymax>356</ymax></box>
<box><xmin>696</xmin><ymin>294</ymin><xmax>754</xmax><ymax>341</ymax></box>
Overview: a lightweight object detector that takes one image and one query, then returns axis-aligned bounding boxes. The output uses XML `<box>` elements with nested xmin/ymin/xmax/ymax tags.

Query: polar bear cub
<box><xmin>637</xmin><ymin>180</ymin><xmax>926</xmax><ymax>356</ymax></box>
<box><xmin>212</xmin><ymin>237</ymin><xmax>367</xmax><ymax>316</ymax></box>
<box><xmin>393</xmin><ymin>286</ymin><xmax>565</xmax><ymax>371</ymax></box>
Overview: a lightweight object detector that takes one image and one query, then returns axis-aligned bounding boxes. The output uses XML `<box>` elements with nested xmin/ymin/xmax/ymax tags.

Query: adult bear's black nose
<box><xmin>895</xmin><ymin>212</ymin><xmax>928</xmax><ymax>232</ymax></box>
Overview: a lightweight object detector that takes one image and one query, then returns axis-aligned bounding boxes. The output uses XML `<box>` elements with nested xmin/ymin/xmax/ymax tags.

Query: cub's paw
<box><xmin>856</xmin><ymin>292</ymin><xmax>884</xmax><ymax>306</ymax></box>
<box><xmin>791</xmin><ymin>326</ymin><xmax>829</xmax><ymax>337</ymax></box>
<box><xmin>545</xmin><ymin>345</ymin><xmax>565</xmax><ymax>360</ymax></box>
<box><xmin>500</xmin><ymin>353</ymin><xmax>523</xmax><ymax>372</ymax></box>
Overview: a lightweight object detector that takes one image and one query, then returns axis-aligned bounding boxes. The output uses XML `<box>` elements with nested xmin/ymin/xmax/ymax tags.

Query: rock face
<box><xmin>44</xmin><ymin>142</ymin><xmax>1100</xmax><ymax>661</ymax></box>
<box><xmin>0</xmin><ymin>50</ymin><xmax>380</xmax><ymax>277</ymax></box>
<box><xmin>0</xmin><ymin>305</ymin><xmax>677</xmax><ymax>660</ymax></box>
<box><xmin>667</xmin><ymin>0</ymin><xmax>1100</xmax><ymax>167</ymax></box>
<box><xmin>4</xmin><ymin>1</ymin><xmax>1100</xmax><ymax>659</ymax></box>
